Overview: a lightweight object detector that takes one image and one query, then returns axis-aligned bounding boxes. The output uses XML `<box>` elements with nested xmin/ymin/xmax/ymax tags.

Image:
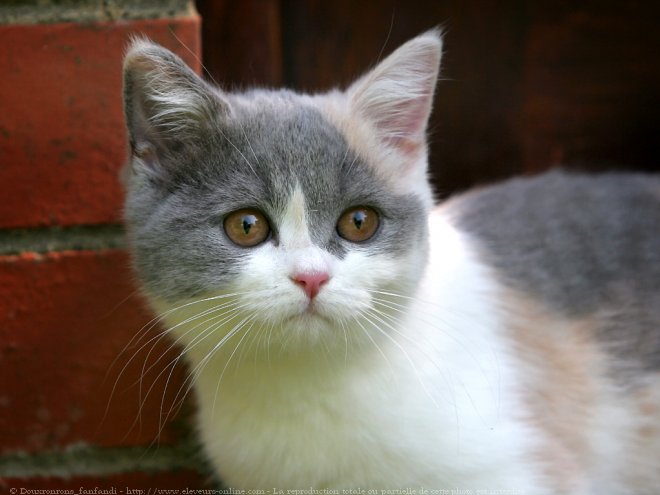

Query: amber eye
<box><xmin>337</xmin><ymin>206</ymin><xmax>379</xmax><ymax>243</ymax></box>
<box><xmin>224</xmin><ymin>209</ymin><xmax>270</xmax><ymax>247</ymax></box>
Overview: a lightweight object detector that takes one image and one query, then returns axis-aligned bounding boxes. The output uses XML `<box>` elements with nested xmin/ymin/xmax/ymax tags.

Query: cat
<box><xmin>121</xmin><ymin>30</ymin><xmax>660</xmax><ymax>493</ymax></box>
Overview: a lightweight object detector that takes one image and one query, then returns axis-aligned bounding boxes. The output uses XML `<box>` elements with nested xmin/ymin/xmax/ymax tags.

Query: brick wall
<box><xmin>0</xmin><ymin>1</ymin><xmax>212</xmax><ymax>491</ymax></box>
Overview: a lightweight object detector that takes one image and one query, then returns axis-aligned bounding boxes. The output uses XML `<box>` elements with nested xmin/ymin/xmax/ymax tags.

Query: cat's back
<box><xmin>445</xmin><ymin>170</ymin><xmax>660</xmax><ymax>317</ymax></box>
<box><xmin>438</xmin><ymin>170</ymin><xmax>660</xmax><ymax>493</ymax></box>
<box><xmin>444</xmin><ymin>169</ymin><xmax>660</xmax><ymax>371</ymax></box>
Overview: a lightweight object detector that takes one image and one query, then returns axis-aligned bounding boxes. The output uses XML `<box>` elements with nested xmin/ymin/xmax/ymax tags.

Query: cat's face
<box><xmin>122</xmin><ymin>32</ymin><xmax>441</xmax><ymax>354</ymax></box>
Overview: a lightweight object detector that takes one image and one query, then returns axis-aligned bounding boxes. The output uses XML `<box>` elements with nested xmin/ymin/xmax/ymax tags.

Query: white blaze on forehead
<box><xmin>278</xmin><ymin>184</ymin><xmax>334</xmax><ymax>276</ymax></box>
<box><xmin>279</xmin><ymin>184</ymin><xmax>312</xmax><ymax>249</ymax></box>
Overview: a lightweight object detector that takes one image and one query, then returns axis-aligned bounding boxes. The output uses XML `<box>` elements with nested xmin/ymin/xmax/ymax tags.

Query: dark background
<box><xmin>195</xmin><ymin>0</ymin><xmax>659</xmax><ymax>197</ymax></box>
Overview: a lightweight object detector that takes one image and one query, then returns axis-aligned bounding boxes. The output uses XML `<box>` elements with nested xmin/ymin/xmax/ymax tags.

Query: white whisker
<box><xmin>155</xmin><ymin>305</ymin><xmax>250</xmax><ymax>427</ymax></box>
<box><xmin>352</xmin><ymin>313</ymin><xmax>394</xmax><ymax>375</ymax></box>
<box><xmin>361</xmin><ymin>309</ymin><xmax>443</xmax><ymax>412</ymax></box>
<box><xmin>211</xmin><ymin>314</ymin><xmax>259</xmax><ymax>415</ymax></box>
<box><xmin>127</xmin><ymin>306</ymin><xmax>244</xmax><ymax>437</ymax></box>
<box><xmin>218</xmin><ymin>127</ymin><xmax>258</xmax><ymax>177</ymax></box>
<box><xmin>370</xmin><ymin>295</ymin><xmax>500</xmax><ymax>402</ymax></box>
<box><xmin>137</xmin><ymin>299</ymin><xmax>244</xmax><ymax>382</ymax></box>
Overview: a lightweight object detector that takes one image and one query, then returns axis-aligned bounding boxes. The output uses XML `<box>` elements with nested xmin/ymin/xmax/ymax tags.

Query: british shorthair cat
<box><xmin>122</xmin><ymin>30</ymin><xmax>660</xmax><ymax>493</ymax></box>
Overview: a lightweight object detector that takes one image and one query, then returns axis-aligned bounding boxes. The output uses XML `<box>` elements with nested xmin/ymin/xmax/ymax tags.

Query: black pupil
<box><xmin>353</xmin><ymin>210</ymin><xmax>366</xmax><ymax>230</ymax></box>
<box><xmin>242</xmin><ymin>214</ymin><xmax>257</xmax><ymax>235</ymax></box>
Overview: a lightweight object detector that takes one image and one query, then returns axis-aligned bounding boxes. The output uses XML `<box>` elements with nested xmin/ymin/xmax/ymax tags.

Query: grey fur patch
<box><xmin>449</xmin><ymin>170</ymin><xmax>660</xmax><ymax>374</ymax></box>
<box><xmin>124</xmin><ymin>85</ymin><xmax>426</xmax><ymax>302</ymax></box>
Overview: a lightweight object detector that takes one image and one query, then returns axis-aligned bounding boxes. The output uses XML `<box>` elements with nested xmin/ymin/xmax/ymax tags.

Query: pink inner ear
<box><xmin>386</xmin><ymin>136</ymin><xmax>424</xmax><ymax>156</ymax></box>
<box><xmin>131</xmin><ymin>141</ymin><xmax>170</xmax><ymax>181</ymax></box>
<box><xmin>348</xmin><ymin>32</ymin><xmax>441</xmax><ymax>159</ymax></box>
<box><xmin>134</xmin><ymin>142</ymin><xmax>158</xmax><ymax>167</ymax></box>
<box><xmin>380</xmin><ymin>95</ymin><xmax>432</xmax><ymax>155</ymax></box>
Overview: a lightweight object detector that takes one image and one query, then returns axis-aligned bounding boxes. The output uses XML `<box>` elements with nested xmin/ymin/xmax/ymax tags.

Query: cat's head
<box><xmin>122</xmin><ymin>31</ymin><xmax>442</xmax><ymax>355</ymax></box>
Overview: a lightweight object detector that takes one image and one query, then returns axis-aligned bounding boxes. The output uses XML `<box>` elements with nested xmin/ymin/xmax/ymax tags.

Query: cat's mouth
<box><xmin>287</xmin><ymin>300</ymin><xmax>331</xmax><ymax>323</ymax></box>
<box><xmin>297</xmin><ymin>302</ymin><xmax>321</xmax><ymax>317</ymax></box>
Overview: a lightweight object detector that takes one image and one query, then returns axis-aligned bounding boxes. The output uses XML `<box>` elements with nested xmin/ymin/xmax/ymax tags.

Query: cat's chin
<box><xmin>247</xmin><ymin>303</ymin><xmax>359</xmax><ymax>355</ymax></box>
<box><xmin>279</xmin><ymin>304</ymin><xmax>341</xmax><ymax>335</ymax></box>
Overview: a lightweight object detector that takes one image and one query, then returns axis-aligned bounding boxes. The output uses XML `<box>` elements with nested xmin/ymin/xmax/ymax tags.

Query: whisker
<box><xmin>119</xmin><ymin>300</ymin><xmax>244</xmax><ymax>430</ymax></box>
<box><xmin>183</xmin><ymin>307</ymin><xmax>256</xmax><ymax>387</ymax></box>
<box><xmin>218</xmin><ymin>127</ymin><xmax>258</xmax><ymax>177</ymax></box>
<box><xmin>265</xmin><ymin>317</ymin><xmax>276</xmax><ymax>366</ymax></box>
<box><xmin>121</xmin><ymin>295</ymin><xmax>263</xmax><ymax>440</ymax></box>
<box><xmin>339</xmin><ymin>318</ymin><xmax>350</xmax><ymax>364</ymax></box>
<box><xmin>108</xmin><ymin>290</ymin><xmax>258</xmax><ymax>378</ymax></box>
<box><xmin>161</xmin><ymin>302</ymin><xmax>257</xmax><ymax>396</ymax></box>
<box><xmin>361</xmin><ymin>309</ymin><xmax>443</xmax><ymax>412</ymax></box>
<box><xmin>345</xmin><ymin>151</ymin><xmax>360</xmax><ymax>176</ymax></box>
<box><xmin>136</xmin><ymin>299</ymin><xmax>244</xmax><ymax>383</ymax></box>
<box><xmin>365</xmin><ymin>306</ymin><xmax>463</xmax><ymax>411</ymax></box>
<box><xmin>352</xmin><ymin>313</ymin><xmax>394</xmax><ymax>375</ymax></box>
<box><xmin>370</xmin><ymin>296</ymin><xmax>500</xmax><ymax>401</ymax></box>
<box><xmin>167</xmin><ymin>25</ymin><xmax>219</xmax><ymax>87</ymax></box>
<box><xmin>155</xmin><ymin>305</ymin><xmax>248</xmax><ymax>409</ymax></box>
<box><xmin>211</xmin><ymin>314</ymin><xmax>258</xmax><ymax>415</ymax></box>
<box><xmin>106</xmin><ymin>289</ymin><xmax>263</xmax><ymax>417</ymax></box>
<box><xmin>237</xmin><ymin>315</ymin><xmax>264</xmax><ymax>369</ymax></box>
<box><xmin>127</xmin><ymin>306</ymin><xmax>245</xmax><ymax>439</ymax></box>
<box><xmin>157</xmin><ymin>309</ymin><xmax>253</xmax><ymax>432</ymax></box>
<box><xmin>238</xmin><ymin>123</ymin><xmax>261</xmax><ymax>170</ymax></box>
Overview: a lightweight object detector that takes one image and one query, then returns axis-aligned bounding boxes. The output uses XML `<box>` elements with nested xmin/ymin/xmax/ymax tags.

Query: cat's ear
<box><xmin>122</xmin><ymin>39</ymin><xmax>227</xmax><ymax>178</ymax></box>
<box><xmin>348</xmin><ymin>30</ymin><xmax>442</xmax><ymax>156</ymax></box>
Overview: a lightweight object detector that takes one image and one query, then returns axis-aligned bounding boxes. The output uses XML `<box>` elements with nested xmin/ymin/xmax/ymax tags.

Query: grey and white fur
<box><xmin>122</xmin><ymin>31</ymin><xmax>660</xmax><ymax>493</ymax></box>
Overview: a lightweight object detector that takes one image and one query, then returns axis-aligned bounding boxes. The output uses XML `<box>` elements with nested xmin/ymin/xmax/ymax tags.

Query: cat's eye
<box><xmin>337</xmin><ymin>206</ymin><xmax>379</xmax><ymax>243</ymax></box>
<box><xmin>224</xmin><ymin>209</ymin><xmax>270</xmax><ymax>247</ymax></box>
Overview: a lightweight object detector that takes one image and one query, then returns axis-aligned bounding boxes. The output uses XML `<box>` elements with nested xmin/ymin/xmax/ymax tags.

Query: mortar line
<box><xmin>0</xmin><ymin>441</ymin><xmax>206</xmax><ymax>479</ymax></box>
<box><xmin>0</xmin><ymin>224</ymin><xmax>126</xmax><ymax>256</ymax></box>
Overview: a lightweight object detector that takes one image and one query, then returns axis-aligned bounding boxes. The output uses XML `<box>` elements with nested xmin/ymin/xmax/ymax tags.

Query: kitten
<box><xmin>122</xmin><ymin>31</ymin><xmax>660</xmax><ymax>493</ymax></box>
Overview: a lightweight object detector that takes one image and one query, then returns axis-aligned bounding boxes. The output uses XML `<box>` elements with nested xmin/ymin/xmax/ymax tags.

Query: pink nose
<box><xmin>291</xmin><ymin>272</ymin><xmax>330</xmax><ymax>299</ymax></box>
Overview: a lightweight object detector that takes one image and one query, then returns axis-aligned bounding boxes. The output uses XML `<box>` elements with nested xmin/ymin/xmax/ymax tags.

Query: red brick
<box><xmin>1</xmin><ymin>470</ymin><xmax>212</xmax><ymax>492</ymax></box>
<box><xmin>0</xmin><ymin>16</ymin><xmax>200</xmax><ymax>229</ymax></box>
<box><xmin>0</xmin><ymin>250</ymin><xmax>193</xmax><ymax>453</ymax></box>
